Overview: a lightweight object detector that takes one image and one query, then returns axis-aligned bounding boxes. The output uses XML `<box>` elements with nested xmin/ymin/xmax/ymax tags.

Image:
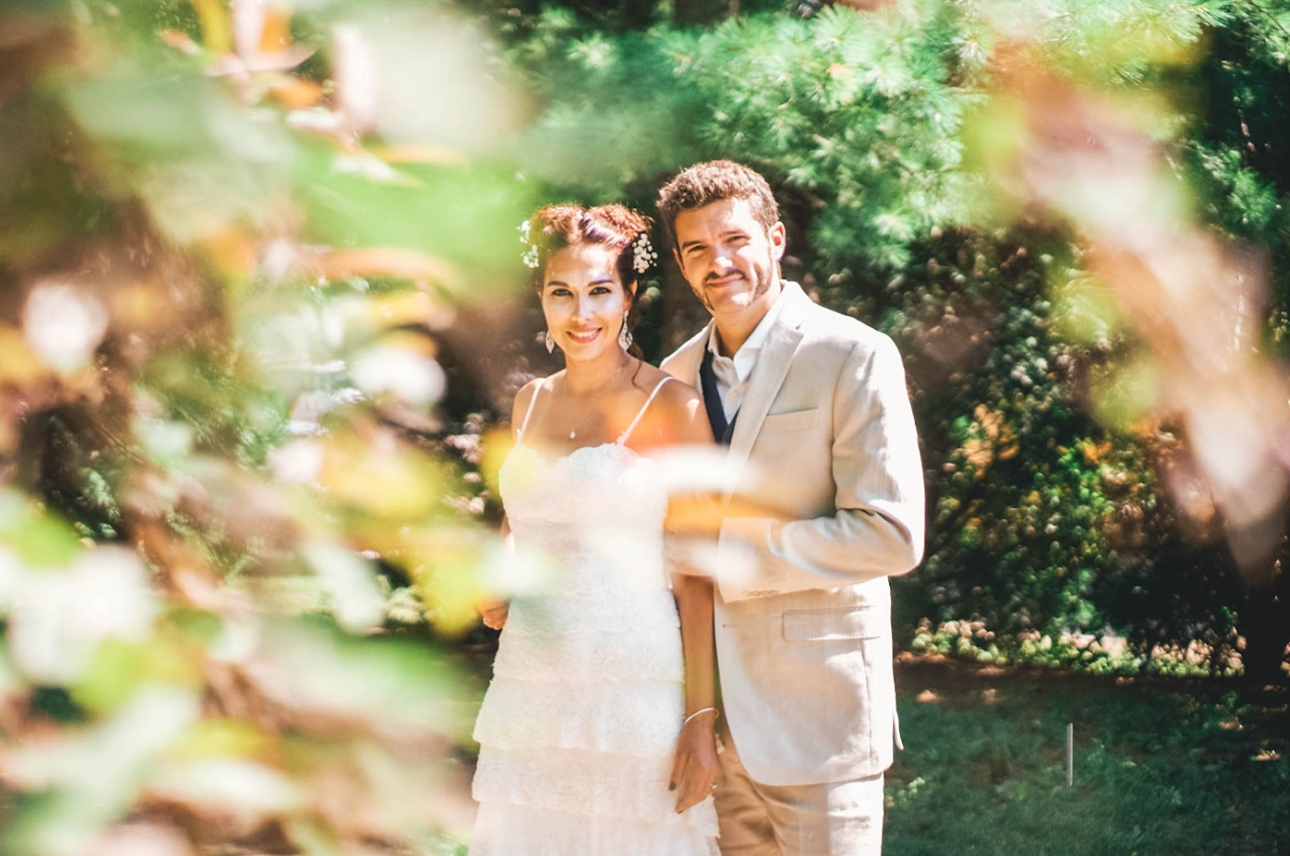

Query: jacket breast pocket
<box><xmin>782</xmin><ymin>607</ymin><xmax>885</xmax><ymax>642</ymax></box>
<box><xmin>760</xmin><ymin>408</ymin><xmax>818</xmax><ymax>433</ymax></box>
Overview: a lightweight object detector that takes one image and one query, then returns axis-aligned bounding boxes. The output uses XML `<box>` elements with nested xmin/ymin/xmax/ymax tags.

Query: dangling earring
<box><xmin>618</xmin><ymin>314</ymin><xmax>632</xmax><ymax>350</ymax></box>
<box><xmin>544</xmin><ymin>330</ymin><xmax>556</xmax><ymax>353</ymax></box>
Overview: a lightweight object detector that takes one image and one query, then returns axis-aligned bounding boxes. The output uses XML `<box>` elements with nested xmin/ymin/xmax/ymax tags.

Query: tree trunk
<box><xmin>1240</xmin><ymin>558</ymin><xmax>1290</xmax><ymax>684</ymax></box>
<box><xmin>1227</xmin><ymin>514</ymin><xmax>1290</xmax><ymax>683</ymax></box>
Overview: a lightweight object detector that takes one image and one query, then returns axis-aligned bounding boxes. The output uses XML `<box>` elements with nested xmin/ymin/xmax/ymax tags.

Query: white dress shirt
<box><xmin>707</xmin><ymin>287</ymin><xmax>789</xmax><ymax>423</ymax></box>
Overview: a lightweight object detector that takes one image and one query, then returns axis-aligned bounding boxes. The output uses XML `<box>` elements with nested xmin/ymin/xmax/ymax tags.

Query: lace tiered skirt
<box><xmin>469</xmin><ymin>587</ymin><xmax>719</xmax><ymax>856</ymax></box>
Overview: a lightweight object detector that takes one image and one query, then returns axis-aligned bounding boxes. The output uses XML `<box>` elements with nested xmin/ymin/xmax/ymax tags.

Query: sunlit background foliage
<box><xmin>1</xmin><ymin>0</ymin><xmax>1289</xmax><ymax>853</ymax></box>
<box><xmin>469</xmin><ymin>0</ymin><xmax>1290</xmax><ymax>681</ymax></box>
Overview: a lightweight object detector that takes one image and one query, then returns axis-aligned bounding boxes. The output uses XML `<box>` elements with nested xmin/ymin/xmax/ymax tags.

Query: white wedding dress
<box><xmin>469</xmin><ymin>378</ymin><xmax>719</xmax><ymax>856</ymax></box>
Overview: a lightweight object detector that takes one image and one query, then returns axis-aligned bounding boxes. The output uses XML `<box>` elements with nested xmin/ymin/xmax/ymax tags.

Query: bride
<box><xmin>468</xmin><ymin>204</ymin><xmax>721</xmax><ymax>855</ymax></box>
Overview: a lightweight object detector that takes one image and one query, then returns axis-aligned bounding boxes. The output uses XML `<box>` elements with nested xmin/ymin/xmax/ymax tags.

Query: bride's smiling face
<box><xmin>541</xmin><ymin>244</ymin><xmax>633</xmax><ymax>361</ymax></box>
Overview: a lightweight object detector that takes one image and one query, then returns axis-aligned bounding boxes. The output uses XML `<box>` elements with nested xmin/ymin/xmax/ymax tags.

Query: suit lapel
<box><xmin>665</xmin><ymin>322</ymin><xmax>712</xmax><ymax>388</ymax></box>
<box><xmin>725</xmin><ymin>285</ymin><xmax>808</xmax><ymax>494</ymax></box>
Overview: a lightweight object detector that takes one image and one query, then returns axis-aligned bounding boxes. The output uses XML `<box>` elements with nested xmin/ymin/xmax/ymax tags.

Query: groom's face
<box><xmin>673</xmin><ymin>197</ymin><xmax>785</xmax><ymax>323</ymax></box>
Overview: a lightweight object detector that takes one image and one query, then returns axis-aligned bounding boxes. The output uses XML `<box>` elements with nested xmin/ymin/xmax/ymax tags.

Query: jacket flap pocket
<box><xmin>760</xmin><ymin>408</ymin><xmax>818</xmax><ymax>433</ymax></box>
<box><xmin>783</xmin><ymin>607</ymin><xmax>885</xmax><ymax>641</ymax></box>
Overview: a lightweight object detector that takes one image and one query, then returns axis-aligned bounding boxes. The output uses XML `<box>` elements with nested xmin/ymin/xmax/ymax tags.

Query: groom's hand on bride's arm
<box><xmin>664</xmin><ymin>492</ymin><xmax>725</xmax><ymax>537</ymax></box>
<box><xmin>666</xmin><ymin>494</ymin><xmax>787</xmax><ymax>538</ymax></box>
<box><xmin>665</xmin><ymin>492</ymin><xmax>723</xmax><ymax>578</ymax></box>
<box><xmin>667</xmin><ymin>496</ymin><xmax>794</xmax><ymax>579</ymax></box>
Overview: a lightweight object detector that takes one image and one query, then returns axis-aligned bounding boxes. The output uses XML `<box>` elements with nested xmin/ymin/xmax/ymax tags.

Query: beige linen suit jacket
<box><xmin>661</xmin><ymin>282</ymin><xmax>925</xmax><ymax>787</ymax></box>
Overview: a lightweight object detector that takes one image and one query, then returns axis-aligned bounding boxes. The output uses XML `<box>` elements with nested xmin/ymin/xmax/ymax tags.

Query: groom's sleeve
<box><xmin>717</xmin><ymin>334</ymin><xmax>925</xmax><ymax>600</ymax></box>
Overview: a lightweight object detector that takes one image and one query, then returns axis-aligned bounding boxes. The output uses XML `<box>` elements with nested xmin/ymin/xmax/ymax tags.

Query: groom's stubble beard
<box><xmin>695</xmin><ymin>249</ymin><xmax>778</xmax><ymax>318</ymax></box>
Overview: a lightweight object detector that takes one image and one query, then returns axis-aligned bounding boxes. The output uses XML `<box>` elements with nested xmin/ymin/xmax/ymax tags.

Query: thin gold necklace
<box><xmin>564</xmin><ymin>356</ymin><xmax>631</xmax><ymax>440</ymax></box>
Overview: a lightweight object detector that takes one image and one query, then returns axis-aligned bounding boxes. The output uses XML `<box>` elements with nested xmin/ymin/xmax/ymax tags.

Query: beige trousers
<box><xmin>714</xmin><ymin>720</ymin><xmax>885</xmax><ymax>856</ymax></box>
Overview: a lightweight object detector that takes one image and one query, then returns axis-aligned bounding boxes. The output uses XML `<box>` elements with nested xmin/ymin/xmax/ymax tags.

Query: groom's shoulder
<box><xmin>659</xmin><ymin>325</ymin><xmax>708</xmax><ymax>374</ymax></box>
<box><xmin>799</xmin><ymin>295</ymin><xmax>895</xmax><ymax>357</ymax></box>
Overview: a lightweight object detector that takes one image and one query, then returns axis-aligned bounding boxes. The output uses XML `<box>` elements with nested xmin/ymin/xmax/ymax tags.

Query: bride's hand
<box><xmin>669</xmin><ymin>711</ymin><xmax>720</xmax><ymax>813</ymax></box>
<box><xmin>478</xmin><ymin>600</ymin><xmax>509</xmax><ymax>630</ymax></box>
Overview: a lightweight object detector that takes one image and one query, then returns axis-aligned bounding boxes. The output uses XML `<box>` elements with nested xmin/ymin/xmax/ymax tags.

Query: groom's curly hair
<box><xmin>656</xmin><ymin>160</ymin><xmax>781</xmax><ymax>252</ymax></box>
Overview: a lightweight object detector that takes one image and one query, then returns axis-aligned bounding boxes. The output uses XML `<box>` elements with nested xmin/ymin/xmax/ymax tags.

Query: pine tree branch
<box><xmin>1245</xmin><ymin>0</ymin><xmax>1290</xmax><ymax>45</ymax></box>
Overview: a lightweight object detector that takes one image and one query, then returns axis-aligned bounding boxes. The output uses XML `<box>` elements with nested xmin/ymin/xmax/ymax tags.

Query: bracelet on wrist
<box><xmin>683</xmin><ymin>707</ymin><xmax>719</xmax><ymax>727</ymax></box>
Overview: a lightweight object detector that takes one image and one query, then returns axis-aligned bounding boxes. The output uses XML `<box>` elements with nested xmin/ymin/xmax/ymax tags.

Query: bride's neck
<box><xmin>563</xmin><ymin>350</ymin><xmax>631</xmax><ymax>395</ymax></box>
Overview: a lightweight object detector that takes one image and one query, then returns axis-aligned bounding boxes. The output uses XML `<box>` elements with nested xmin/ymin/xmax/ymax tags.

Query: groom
<box><xmin>658</xmin><ymin>161</ymin><xmax>925</xmax><ymax>855</ymax></box>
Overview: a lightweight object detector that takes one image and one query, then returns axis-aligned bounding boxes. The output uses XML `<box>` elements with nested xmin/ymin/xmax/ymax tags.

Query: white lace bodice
<box><xmin>498</xmin><ymin>375</ymin><xmax>678</xmax><ymax>597</ymax></box>
<box><xmin>499</xmin><ymin>442</ymin><xmax>671</xmax><ymax>595</ymax></box>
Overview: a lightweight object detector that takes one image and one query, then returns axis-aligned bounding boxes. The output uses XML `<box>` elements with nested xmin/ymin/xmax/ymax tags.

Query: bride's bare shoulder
<box><xmin>510</xmin><ymin>373</ymin><xmax>559</xmax><ymax>427</ymax></box>
<box><xmin>630</xmin><ymin>362</ymin><xmax>693</xmax><ymax>396</ymax></box>
<box><xmin>629</xmin><ymin>363</ymin><xmax>708</xmax><ymax>445</ymax></box>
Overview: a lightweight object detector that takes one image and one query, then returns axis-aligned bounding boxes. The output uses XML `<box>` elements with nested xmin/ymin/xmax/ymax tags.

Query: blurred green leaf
<box><xmin>169</xmin><ymin>717</ymin><xmax>272</xmax><ymax>762</ymax></box>
<box><xmin>0</xmin><ymin>493</ymin><xmax>81</xmax><ymax>569</ymax></box>
<box><xmin>74</xmin><ymin>638</ymin><xmax>201</xmax><ymax>714</ymax></box>
<box><xmin>256</xmin><ymin>619</ymin><xmax>470</xmax><ymax>738</ymax></box>
<box><xmin>297</xmin><ymin>151</ymin><xmax>536</xmax><ymax>291</ymax></box>
<box><xmin>1</xmin><ymin>686</ymin><xmax>200</xmax><ymax>856</ymax></box>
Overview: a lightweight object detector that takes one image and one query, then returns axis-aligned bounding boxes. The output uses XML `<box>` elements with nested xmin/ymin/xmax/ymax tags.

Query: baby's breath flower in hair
<box><xmin>632</xmin><ymin>231</ymin><xmax>657</xmax><ymax>274</ymax></box>
<box><xmin>518</xmin><ymin>219</ymin><xmax>540</xmax><ymax>269</ymax></box>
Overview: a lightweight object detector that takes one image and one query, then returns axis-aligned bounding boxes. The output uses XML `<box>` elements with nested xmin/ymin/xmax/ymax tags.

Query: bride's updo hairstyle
<box><xmin>524</xmin><ymin>203</ymin><xmax>654</xmax><ymax>356</ymax></box>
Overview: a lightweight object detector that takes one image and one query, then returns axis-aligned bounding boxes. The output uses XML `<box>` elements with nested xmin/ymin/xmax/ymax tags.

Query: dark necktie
<box><xmin>699</xmin><ymin>347</ymin><xmax>737</xmax><ymax>446</ymax></box>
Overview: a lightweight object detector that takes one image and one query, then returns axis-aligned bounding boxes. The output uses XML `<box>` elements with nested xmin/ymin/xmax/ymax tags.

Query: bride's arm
<box><xmin>477</xmin><ymin>516</ymin><xmax>511</xmax><ymax>630</ymax></box>
<box><xmin>670</xmin><ymin>571</ymin><xmax>718</xmax><ymax>812</ymax></box>
<box><xmin>478</xmin><ymin>381</ymin><xmax>541</xmax><ymax>631</ymax></box>
<box><xmin>657</xmin><ymin>384</ymin><xmax>720</xmax><ymax>813</ymax></box>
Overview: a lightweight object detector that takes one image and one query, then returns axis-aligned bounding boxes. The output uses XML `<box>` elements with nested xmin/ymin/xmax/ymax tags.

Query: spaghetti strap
<box><xmin>616</xmin><ymin>376</ymin><xmax>677</xmax><ymax>445</ymax></box>
<box><xmin>514</xmin><ymin>382</ymin><xmax>543</xmax><ymax>444</ymax></box>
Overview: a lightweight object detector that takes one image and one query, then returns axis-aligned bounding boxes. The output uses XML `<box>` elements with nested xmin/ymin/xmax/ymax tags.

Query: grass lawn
<box><xmin>448</xmin><ymin>639</ymin><xmax>1288</xmax><ymax>855</ymax></box>
<box><xmin>886</xmin><ymin>659</ymin><xmax>1290</xmax><ymax>856</ymax></box>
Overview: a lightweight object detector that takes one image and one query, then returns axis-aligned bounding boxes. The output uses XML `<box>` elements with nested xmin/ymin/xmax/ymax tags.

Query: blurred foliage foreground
<box><xmin>0</xmin><ymin>0</ymin><xmax>529</xmax><ymax>853</ymax></box>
